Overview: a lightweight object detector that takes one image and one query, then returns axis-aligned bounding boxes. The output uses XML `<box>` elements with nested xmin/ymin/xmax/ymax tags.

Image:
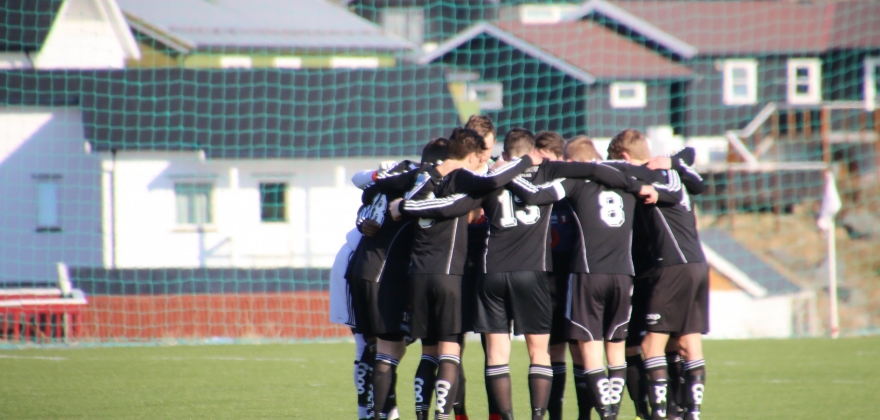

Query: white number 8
<box><xmin>599</xmin><ymin>191</ymin><xmax>625</xmax><ymax>227</ymax></box>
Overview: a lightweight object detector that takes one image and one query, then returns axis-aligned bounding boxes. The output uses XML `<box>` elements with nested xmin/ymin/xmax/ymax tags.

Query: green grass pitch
<box><xmin>1</xmin><ymin>337</ymin><xmax>878</xmax><ymax>419</ymax></box>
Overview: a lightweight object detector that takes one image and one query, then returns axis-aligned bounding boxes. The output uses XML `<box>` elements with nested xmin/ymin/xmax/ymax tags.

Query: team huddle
<box><xmin>329</xmin><ymin>115</ymin><xmax>709</xmax><ymax>420</ymax></box>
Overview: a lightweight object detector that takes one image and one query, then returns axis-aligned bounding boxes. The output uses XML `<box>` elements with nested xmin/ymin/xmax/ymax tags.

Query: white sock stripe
<box><xmin>439</xmin><ymin>355</ymin><xmax>461</xmax><ymax>364</ymax></box>
<box><xmin>608</xmin><ymin>364</ymin><xmax>627</xmax><ymax>371</ymax></box>
<box><xmin>551</xmin><ymin>365</ymin><xmax>568</xmax><ymax>374</ymax></box>
<box><xmin>529</xmin><ymin>366</ymin><xmax>554</xmax><ymax>377</ymax></box>
<box><xmin>376</xmin><ymin>354</ymin><xmax>400</xmax><ymax>366</ymax></box>
<box><xmin>674</xmin><ymin>355</ymin><xmax>684</xmax><ymax>363</ymax></box>
<box><xmin>585</xmin><ymin>367</ymin><xmax>606</xmax><ymax>375</ymax></box>
<box><xmin>644</xmin><ymin>357</ymin><xmax>668</xmax><ymax>369</ymax></box>
<box><xmin>485</xmin><ymin>365</ymin><xmax>511</xmax><ymax>376</ymax></box>
<box><xmin>420</xmin><ymin>355</ymin><xmax>439</xmax><ymax>365</ymax></box>
<box><xmin>684</xmin><ymin>359</ymin><xmax>706</xmax><ymax>370</ymax></box>
<box><xmin>573</xmin><ymin>369</ymin><xmax>587</xmax><ymax>376</ymax></box>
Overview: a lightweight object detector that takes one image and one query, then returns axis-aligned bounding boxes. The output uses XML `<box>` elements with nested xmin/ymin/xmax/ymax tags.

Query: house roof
<box><xmin>0</xmin><ymin>0</ymin><xmax>65</xmax><ymax>52</ymax></box>
<box><xmin>418</xmin><ymin>21</ymin><xmax>691</xmax><ymax>83</ymax></box>
<box><xmin>116</xmin><ymin>0</ymin><xmax>416</xmax><ymax>53</ymax></box>
<box><xmin>701</xmin><ymin>229</ymin><xmax>801</xmax><ymax>297</ymax></box>
<box><xmin>0</xmin><ymin>67</ymin><xmax>459</xmax><ymax>158</ymax></box>
<box><xmin>579</xmin><ymin>0</ymin><xmax>880</xmax><ymax>55</ymax></box>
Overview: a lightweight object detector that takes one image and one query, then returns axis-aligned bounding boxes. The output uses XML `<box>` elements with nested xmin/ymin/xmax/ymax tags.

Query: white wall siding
<box><xmin>0</xmin><ymin>107</ymin><xmax>103</xmax><ymax>282</ymax></box>
<box><xmin>707</xmin><ymin>290</ymin><xmax>793</xmax><ymax>338</ymax></box>
<box><xmin>107</xmin><ymin>153</ymin><xmax>390</xmax><ymax>268</ymax></box>
<box><xmin>32</xmin><ymin>0</ymin><xmax>135</xmax><ymax>69</ymax></box>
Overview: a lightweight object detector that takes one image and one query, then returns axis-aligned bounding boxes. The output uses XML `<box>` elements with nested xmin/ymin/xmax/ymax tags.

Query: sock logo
<box><xmin>691</xmin><ymin>384</ymin><xmax>705</xmax><ymax>405</ymax></box>
<box><xmin>435</xmin><ymin>380</ymin><xmax>452</xmax><ymax>414</ymax></box>
<box><xmin>356</xmin><ymin>362</ymin><xmax>369</xmax><ymax>394</ymax></box>
<box><xmin>608</xmin><ymin>377</ymin><xmax>625</xmax><ymax>404</ymax></box>
<box><xmin>597</xmin><ymin>378</ymin><xmax>613</xmax><ymax>405</ymax></box>
<box><xmin>653</xmin><ymin>384</ymin><xmax>667</xmax><ymax>405</ymax></box>
<box><xmin>414</xmin><ymin>378</ymin><xmax>424</xmax><ymax>404</ymax></box>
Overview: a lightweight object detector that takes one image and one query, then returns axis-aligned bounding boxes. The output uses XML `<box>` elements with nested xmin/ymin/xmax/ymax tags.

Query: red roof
<box><xmin>612</xmin><ymin>0</ymin><xmax>880</xmax><ymax>54</ymax></box>
<box><xmin>495</xmin><ymin>20</ymin><xmax>692</xmax><ymax>80</ymax></box>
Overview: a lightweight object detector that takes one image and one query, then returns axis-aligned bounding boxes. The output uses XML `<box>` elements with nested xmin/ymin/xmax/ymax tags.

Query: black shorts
<box><xmin>565</xmin><ymin>273</ymin><xmax>633</xmax><ymax>342</ymax></box>
<box><xmin>548</xmin><ymin>271</ymin><xmax>573</xmax><ymax>345</ymax></box>
<box><xmin>474</xmin><ymin>271</ymin><xmax>553</xmax><ymax>336</ymax></box>
<box><xmin>409</xmin><ymin>273</ymin><xmax>464</xmax><ymax>341</ymax></box>
<box><xmin>645</xmin><ymin>262</ymin><xmax>710</xmax><ymax>335</ymax></box>
<box><xmin>626</xmin><ymin>270</ymin><xmax>655</xmax><ymax>347</ymax></box>
<box><xmin>348</xmin><ymin>277</ymin><xmax>410</xmax><ymax>337</ymax></box>
<box><xmin>462</xmin><ymin>267</ymin><xmax>479</xmax><ymax>334</ymax></box>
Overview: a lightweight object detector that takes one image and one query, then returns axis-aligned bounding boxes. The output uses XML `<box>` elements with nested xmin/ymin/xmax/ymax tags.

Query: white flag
<box><xmin>817</xmin><ymin>171</ymin><xmax>841</xmax><ymax>231</ymax></box>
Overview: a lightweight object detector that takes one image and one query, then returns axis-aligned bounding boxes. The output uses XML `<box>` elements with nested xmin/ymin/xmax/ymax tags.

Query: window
<box><xmin>35</xmin><ymin>175</ymin><xmax>61</xmax><ymax>232</ymax></box>
<box><xmin>260</xmin><ymin>183</ymin><xmax>287</xmax><ymax>222</ymax></box>
<box><xmin>381</xmin><ymin>7</ymin><xmax>424</xmax><ymax>45</ymax></box>
<box><xmin>519</xmin><ymin>5</ymin><xmax>579</xmax><ymax>24</ymax></box>
<box><xmin>723</xmin><ymin>59</ymin><xmax>758</xmax><ymax>105</ymax></box>
<box><xmin>787</xmin><ymin>59</ymin><xmax>821</xmax><ymax>105</ymax></box>
<box><xmin>175</xmin><ymin>183</ymin><xmax>213</xmax><ymax>225</ymax></box>
<box><xmin>330</xmin><ymin>57</ymin><xmax>380</xmax><ymax>69</ymax></box>
<box><xmin>220</xmin><ymin>56</ymin><xmax>252</xmax><ymax>68</ymax></box>
<box><xmin>866</xmin><ymin>58</ymin><xmax>880</xmax><ymax>111</ymax></box>
<box><xmin>467</xmin><ymin>82</ymin><xmax>504</xmax><ymax>110</ymax></box>
<box><xmin>273</xmin><ymin>57</ymin><xmax>302</xmax><ymax>69</ymax></box>
<box><xmin>609</xmin><ymin>82</ymin><xmax>647</xmax><ymax>108</ymax></box>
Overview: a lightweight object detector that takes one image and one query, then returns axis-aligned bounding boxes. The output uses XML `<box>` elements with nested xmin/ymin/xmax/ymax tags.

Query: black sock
<box><xmin>625</xmin><ymin>354</ymin><xmax>649</xmax><ymax>418</ymax></box>
<box><xmin>382</xmin><ymin>369</ymin><xmax>398</xmax><ymax>418</ymax></box>
<box><xmin>585</xmin><ymin>367</ymin><xmax>611</xmax><ymax>418</ymax></box>
<box><xmin>435</xmin><ymin>355</ymin><xmax>461</xmax><ymax>420</ymax></box>
<box><xmin>683</xmin><ymin>360</ymin><xmax>706</xmax><ymax>420</ymax></box>
<box><xmin>573</xmin><ymin>364</ymin><xmax>594</xmax><ymax>420</ymax></box>
<box><xmin>644</xmin><ymin>357</ymin><xmax>669</xmax><ymax>420</ymax></box>
<box><xmin>529</xmin><ymin>364</ymin><xmax>554</xmax><ymax>420</ymax></box>
<box><xmin>358</xmin><ymin>343</ymin><xmax>377</xmax><ymax>418</ymax></box>
<box><xmin>482</xmin><ymin>336</ymin><xmax>500</xmax><ymax>416</ymax></box>
<box><xmin>665</xmin><ymin>353</ymin><xmax>683</xmax><ymax>418</ymax></box>
<box><xmin>486</xmin><ymin>364</ymin><xmax>513</xmax><ymax>415</ymax></box>
<box><xmin>608</xmin><ymin>365</ymin><xmax>626</xmax><ymax>418</ymax></box>
<box><xmin>415</xmin><ymin>355</ymin><xmax>439</xmax><ymax>420</ymax></box>
<box><xmin>371</xmin><ymin>354</ymin><xmax>399</xmax><ymax>420</ymax></box>
<box><xmin>548</xmin><ymin>362</ymin><xmax>567</xmax><ymax>420</ymax></box>
<box><xmin>454</xmin><ymin>361</ymin><xmax>467</xmax><ymax>416</ymax></box>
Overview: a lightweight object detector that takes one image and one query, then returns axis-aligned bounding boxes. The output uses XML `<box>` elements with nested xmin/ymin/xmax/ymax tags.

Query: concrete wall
<box><xmin>104</xmin><ymin>152</ymin><xmax>402</xmax><ymax>269</ymax></box>
<box><xmin>708</xmin><ymin>290</ymin><xmax>794</xmax><ymax>338</ymax></box>
<box><xmin>0</xmin><ymin>107</ymin><xmax>103</xmax><ymax>282</ymax></box>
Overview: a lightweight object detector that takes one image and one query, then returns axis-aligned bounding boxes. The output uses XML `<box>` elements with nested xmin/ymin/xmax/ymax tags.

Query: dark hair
<box><xmin>535</xmin><ymin>131</ymin><xmax>565</xmax><ymax>158</ymax></box>
<box><xmin>503</xmin><ymin>128</ymin><xmax>535</xmax><ymax>159</ymax></box>
<box><xmin>607</xmin><ymin>128</ymin><xmax>649</xmax><ymax>160</ymax></box>
<box><xmin>447</xmin><ymin>127</ymin><xmax>486</xmax><ymax>160</ymax></box>
<box><xmin>421</xmin><ymin>137</ymin><xmax>449</xmax><ymax>165</ymax></box>
<box><xmin>464</xmin><ymin>115</ymin><xmax>496</xmax><ymax>138</ymax></box>
<box><xmin>564</xmin><ymin>136</ymin><xmax>602</xmax><ymax>162</ymax></box>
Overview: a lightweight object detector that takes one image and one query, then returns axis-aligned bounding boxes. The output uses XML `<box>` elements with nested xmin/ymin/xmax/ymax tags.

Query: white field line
<box><xmin>0</xmin><ymin>354</ymin><xmax>67</xmax><ymax>361</ymax></box>
<box><xmin>144</xmin><ymin>356</ymin><xmax>307</xmax><ymax>362</ymax></box>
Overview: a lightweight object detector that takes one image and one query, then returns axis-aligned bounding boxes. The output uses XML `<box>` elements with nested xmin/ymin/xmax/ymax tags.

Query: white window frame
<box><xmin>273</xmin><ymin>57</ymin><xmax>302</xmax><ymax>69</ymax></box>
<box><xmin>220</xmin><ymin>56</ymin><xmax>252</xmax><ymax>69</ymax></box>
<box><xmin>381</xmin><ymin>7</ymin><xmax>425</xmax><ymax>45</ymax></box>
<box><xmin>865</xmin><ymin>58</ymin><xmax>880</xmax><ymax>111</ymax></box>
<box><xmin>787</xmin><ymin>58</ymin><xmax>822</xmax><ymax>105</ymax></box>
<box><xmin>519</xmin><ymin>5</ymin><xmax>579</xmax><ymax>24</ymax></box>
<box><xmin>723</xmin><ymin>59</ymin><xmax>758</xmax><ymax>106</ymax></box>
<box><xmin>34</xmin><ymin>174</ymin><xmax>61</xmax><ymax>232</ymax></box>
<box><xmin>174</xmin><ymin>182</ymin><xmax>214</xmax><ymax>226</ymax></box>
<box><xmin>467</xmin><ymin>82</ymin><xmax>504</xmax><ymax>110</ymax></box>
<box><xmin>609</xmin><ymin>82</ymin><xmax>647</xmax><ymax>109</ymax></box>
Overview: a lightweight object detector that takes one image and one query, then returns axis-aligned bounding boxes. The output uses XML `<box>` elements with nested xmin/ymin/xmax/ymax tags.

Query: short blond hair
<box><xmin>607</xmin><ymin>129</ymin><xmax>650</xmax><ymax>160</ymax></box>
<box><xmin>564</xmin><ymin>136</ymin><xmax>602</xmax><ymax>162</ymax></box>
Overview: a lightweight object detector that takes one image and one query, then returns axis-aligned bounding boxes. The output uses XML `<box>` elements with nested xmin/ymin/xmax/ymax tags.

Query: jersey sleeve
<box><xmin>444</xmin><ymin>156</ymin><xmax>534</xmax><ymax>195</ymax></box>
<box><xmin>671</xmin><ymin>158</ymin><xmax>705</xmax><ymax>195</ymax></box>
<box><xmin>506</xmin><ymin>176</ymin><xmax>567</xmax><ymax>205</ymax></box>
<box><xmin>374</xmin><ymin>166</ymin><xmax>420</xmax><ymax>195</ymax></box>
<box><xmin>399</xmin><ymin>193</ymin><xmax>482</xmax><ymax>220</ymax></box>
<box><xmin>652</xmin><ymin>168</ymin><xmax>689</xmax><ymax>205</ymax></box>
<box><xmin>670</xmin><ymin>147</ymin><xmax>696</xmax><ymax>166</ymax></box>
<box><xmin>351</xmin><ymin>170</ymin><xmax>376</xmax><ymax>189</ymax></box>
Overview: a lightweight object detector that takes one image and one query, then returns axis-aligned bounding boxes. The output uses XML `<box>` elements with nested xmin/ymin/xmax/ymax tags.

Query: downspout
<box><xmin>110</xmin><ymin>149</ymin><xmax>117</xmax><ymax>269</ymax></box>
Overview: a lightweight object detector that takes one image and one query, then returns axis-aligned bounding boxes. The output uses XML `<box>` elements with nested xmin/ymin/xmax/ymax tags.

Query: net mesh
<box><xmin>1</xmin><ymin>0</ymin><xmax>879</xmax><ymax>345</ymax></box>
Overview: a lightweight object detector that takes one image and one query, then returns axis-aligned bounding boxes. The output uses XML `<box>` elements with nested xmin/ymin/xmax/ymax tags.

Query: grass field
<box><xmin>1</xmin><ymin>337</ymin><xmax>878</xmax><ymax>419</ymax></box>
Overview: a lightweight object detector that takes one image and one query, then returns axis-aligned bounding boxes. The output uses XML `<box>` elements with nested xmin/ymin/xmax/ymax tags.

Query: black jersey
<box><xmin>409</xmin><ymin>160</ymin><xmax>637</xmax><ymax>274</ymax></box>
<box><xmin>550</xmin><ymin>201</ymin><xmax>577</xmax><ymax>254</ymax></box>
<box><xmin>603</xmin><ymin>154</ymin><xmax>705</xmax><ymax>268</ymax></box>
<box><xmin>398</xmin><ymin>157</ymin><xmax>536</xmax><ymax>276</ymax></box>
<box><xmin>346</xmin><ymin>161</ymin><xmax>419</xmax><ymax>282</ymax></box>
<box><xmin>508</xmin><ymin>162</ymin><xmax>646</xmax><ymax>276</ymax></box>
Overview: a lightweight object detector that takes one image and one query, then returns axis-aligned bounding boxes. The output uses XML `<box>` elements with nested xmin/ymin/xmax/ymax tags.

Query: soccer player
<box><xmin>387</xmin><ymin>128</ymin><xmax>540</xmax><ymax>420</ymax></box>
<box><xmin>347</xmin><ymin>139</ymin><xmax>449</xmax><ymax>420</ymax></box>
<box><xmin>606</xmin><ymin>129</ymin><xmax>707</xmax><ymax>420</ymax></box>
<box><xmin>399</xmin><ymin>130</ymin><xmax>649</xmax><ymax>420</ymax></box>
<box><xmin>507</xmin><ymin>136</ymin><xmax>659</xmax><ymax>420</ymax></box>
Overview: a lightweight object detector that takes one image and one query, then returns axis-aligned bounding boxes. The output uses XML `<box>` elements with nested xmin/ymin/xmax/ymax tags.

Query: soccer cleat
<box><xmin>455</xmin><ymin>416</ymin><xmax>469</xmax><ymax>420</ymax></box>
<box><xmin>489</xmin><ymin>415</ymin><xmax>502</xmax><ymax>420</ymax></box>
